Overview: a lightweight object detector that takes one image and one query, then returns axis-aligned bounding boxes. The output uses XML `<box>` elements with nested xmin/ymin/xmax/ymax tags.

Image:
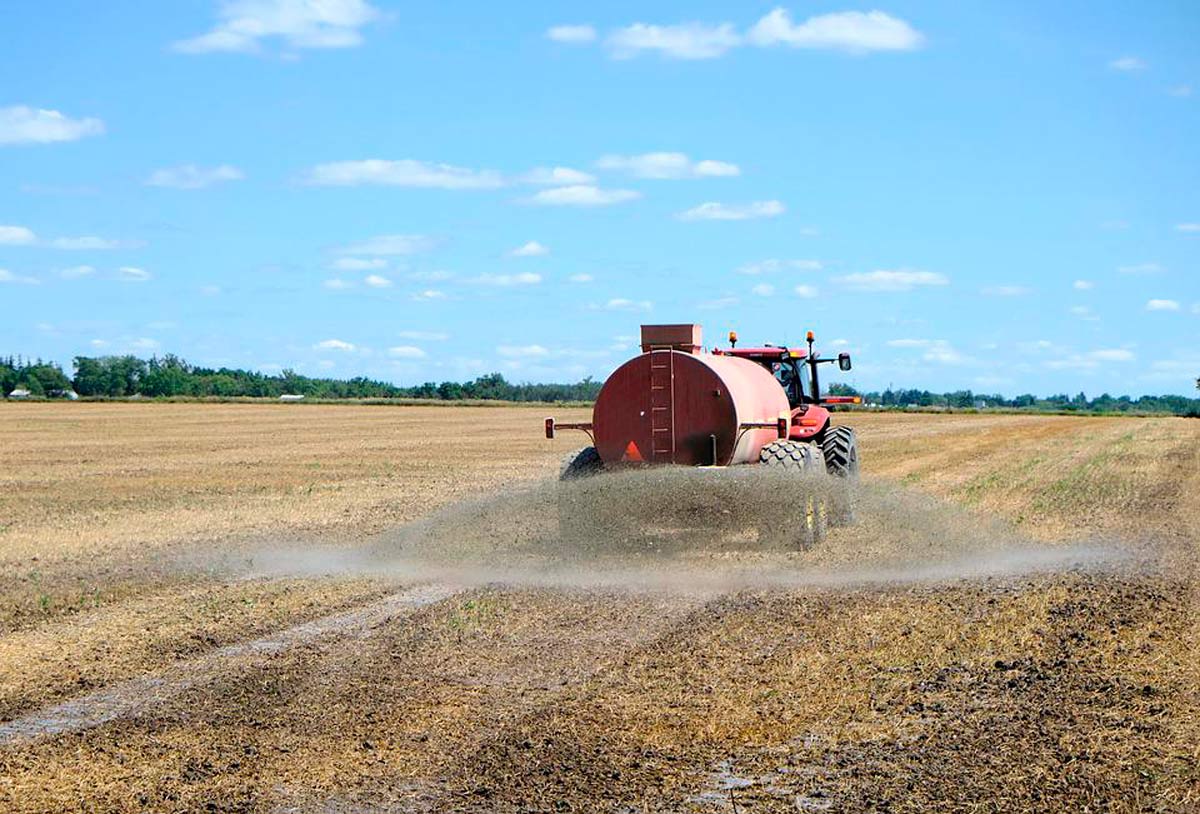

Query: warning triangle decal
<box><xmin>622</xmin><ymin>441</ymin><xmax>644</xmax><ymax>462</ymax></box>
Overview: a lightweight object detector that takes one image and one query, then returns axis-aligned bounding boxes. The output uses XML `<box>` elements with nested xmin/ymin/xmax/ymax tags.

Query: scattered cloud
<box><xmin>1073</xmin><ymin>279</ymin><xmax>1094</xmax><ymax>291</ymax></box>
<box><xmin>408</xmin><ymin>269</ymin><xmax>454</xmax><ymax>282</ymax></box>
<box><xmin>117</xmin><ymin>266</ymin><xmax>151</xmax><ymax>282</ymax></box>
<box><xmin>497</xmin><ymin>344</ymin><xmax>551</xmax><ymax>358</ymax></box>
<box><xmin>315</xmin><ymin>339</ymin><xmax>356</xmax><ymax>352</ymax></box>
<box><xmin>886</xmin><ymin>338</ymin><xmax>965</xmax><ymax>365</ymax></box>
<box><xmin>751</xmin><ymin>283</ymin><xmax>775</xmax><ymax>296</ymax></box>
<box><xmin>747</xmin><ymin>9</ymin><xmax>924</xmax><ymax>53</ymax></box>
<box><xmin>387</xmin><ymin>345</ymin><xmax>426</xmax><ymax>359</ymax></box>
<box><xmin>607</xmin><ymin>22</ymin><xmax>741</xmax><ymax>60</ymax></box>
<box><xmin>569</xmin><ymin>273</ymin><xmax>593</xmax><ymax>283</ymax></box>
<box><xmin>1070</xmin><ymin>305</ymin><xmax>1099</xmax><ymax>321</ymax></box>
<box><xmin>509</xmin><ymin>240</ymin><xmax>550</xmax><ymax>257</ymax></box>
<box><xmin>49</xmin><ymin>236</ymin><xmax>140</xmax><ymax>250</ymax></box>
<box><xmin>599</xmin><ymin>298</ymin><xmax>652</xmax><ymax>312</ymax></box>
<box><xmin>1176</xmin><ymin>223</ymin><xmax>1200</xmax><ymax>233</ymax></box>
<box><xmin>0</xmin><ymin>269</ymin><xmax>39</xmax><ymax>285</ymax></box>
<box><xmin>173</xmin><ymin>0</ymin><xmax>381</xmax><ymax>54</ymax></box>
<box><xmin>981</xmin><ymin>285</ymin><xmax>1031</xmax><ymax>296</ymax></box>
<box><xmin>697</xmin><ymin>296</ymin><xmax>740</xmax><ymax>310</ymax></box>
<box><xmin>338</xmin><ymin>234</ymin><xmax>436</xmax><ymax>256</ymax></box>
<box><xmin>1118</xmin><ymin>262</ymin><xmax>1162</xmax><ymax>275</ymax></box>
<box><xmin>59</xmin><ymin>265</ymin><xmax>95</xmax><ymax>279</ymax></box>
<box><xmin>0</xmin><ymin>225</ymin><xmax>37</xmax><ymax>245</ymax></box>
<box><xmin>200</xmin><ymin>284</ymin><xmax>221</xmax><ymax>296</ymax></box>
<box><xmin>520</xmin><ymin>166</ymin><xmax>596</xmax><ymax>185</ymax></box>
<box><xmin>471</xmin><ymin>272</ymin><xmax>542</xmax><ymax>286</ymax></box>
<box><xmin>596</xmin><ymin>152</ymin><xmax>739</xmax><ymax>179</ymax></box>
<box><xmin>1146</xmin><ymin>298</ymin><xmax>1180</xmax><ymax>311</ymax></box>
<box><xmin>1046</xmin><ymin>348</ymin><xmax>1135</xmax><ymax>369</ymax></box>
<box><xmin>323</xmin><ymin>278</ymin><xmax>353</xmax><ymax>289</ymax></box>
<box><xmin>737</xmin><ymin>258</ymin><xmax>822</xmax><ymax>275</ymax></box>
<box><xmin>412</xmin><ymin>289</ymin><xmax>446</xmax><ymax>301</ymax></box>
<box><xmin>836</xmin><ymin>269</ymin><xmax>949</xmax><ymax>292</ymax></box>
<box><xmin>146</xmin><ymin>164</ymin><xmax>244</xmax><ymax>189</ymax></box>
<box><xmin>0</xmin><ymin>105</ymin><xmax>104</xmax><ymax>145</ymax></box>
<box><xmin>364</xmin><ymin>274</ymin><xmax>392</xmax><ymax>288</ymax></box>
<box><xmin>546</xmin><ymin>24</ymin><xmax>597</xmax><ymax>44</ymax></box>
<box><xmin>306</xmin><ymin>159</ymin><xmax>504</xmax><ymax>189</ymax></box>
<box><xmin>677</xmin><ymin>200</ymin><xmax>784</xmax><ymax>221</ymax></box>
<box><xmin>331</xmin><ymin>257</ymin><xmax>386</xmax><ymax>271</ymax></box>
<box><xmin>524</xmin><ymin>185</ymin><xmax>640</xmax><ymax>206</ymax></box>
<box><xmin>1168</xmin><ymin>85</ymin><xmax>1193</xmax><ymax>98</ymax></box>
<box><xmin>1109</xmin><ymin>56</ymin><xmax>1146</xmax><ymax>72</ymax></box>
<box><xmin>793</xmin><ymin>284</ymin><xmax>818</xmax><ymax>298</ymax></box>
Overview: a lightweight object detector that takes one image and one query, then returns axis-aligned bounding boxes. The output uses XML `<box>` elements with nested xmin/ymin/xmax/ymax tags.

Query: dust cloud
<box><xmin>240</xmin><ymin>467</ymin><xmax>1127</xmax><ymax>594</ymax></box>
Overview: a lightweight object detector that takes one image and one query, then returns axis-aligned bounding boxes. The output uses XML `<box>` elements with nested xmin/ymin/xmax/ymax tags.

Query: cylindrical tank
<box><xmin>592</xmin><ymin>350</ymin><xmax>790</xmax><ymax>466</ymax></box>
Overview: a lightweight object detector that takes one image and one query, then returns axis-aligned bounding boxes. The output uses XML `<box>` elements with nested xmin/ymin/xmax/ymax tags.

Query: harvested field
<box><xmin>0</xmin><ymin>403</ymin><xmax>1197</xmax><ymax>812</ymax></box>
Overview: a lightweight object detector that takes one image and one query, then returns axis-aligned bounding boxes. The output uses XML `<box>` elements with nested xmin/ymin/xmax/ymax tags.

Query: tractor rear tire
<box><xmin>757</xmin><ymin>441</ymin><xmax>827</xmax><ymax>548</ymax></box>
<box><xmin>560</xmin><ymin>446</ymin><xmax>603</xmax><ymax>481</ymax></box>
<box><xmin>820</xmin><ymin>426</ymin><xmax>860</xmax><ymax>479</ymax></box>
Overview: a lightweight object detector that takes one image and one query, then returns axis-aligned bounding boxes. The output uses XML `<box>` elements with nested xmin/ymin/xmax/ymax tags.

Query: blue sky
<box><xmin>1</xmin><ymin>1</ymin><xmax>1197</xmax><ymax>396</ymax></box>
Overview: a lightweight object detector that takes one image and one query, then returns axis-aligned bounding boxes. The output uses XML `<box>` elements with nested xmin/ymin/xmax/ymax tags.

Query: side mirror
<box><xmin>838</xmin><ymin>353</ymin><xmax>852</xmax><ymax>371</ymax></box>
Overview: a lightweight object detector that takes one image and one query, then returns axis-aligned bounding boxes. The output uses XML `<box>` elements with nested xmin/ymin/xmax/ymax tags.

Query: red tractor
<box><xmin>545</xmin><ymin>324</ymin><xmax>860</xmax><ymax>545</ymax></box>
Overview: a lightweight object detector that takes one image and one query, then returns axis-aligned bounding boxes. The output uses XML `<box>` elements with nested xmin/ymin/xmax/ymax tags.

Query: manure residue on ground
<box><xmin>243</xmin><ymin>467</ymin><xmax>1126</xmax><ymax>593</ymax></box>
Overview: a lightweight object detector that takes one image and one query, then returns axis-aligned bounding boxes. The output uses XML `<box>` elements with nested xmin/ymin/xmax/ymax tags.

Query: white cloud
<box><xmin>1118</xmin><ymin>262</ymin><xmax>1162</xmax><ymax>274</ymax></box>
<box><xmin>886</xmin><ymin>338</ymin><xmax>965</xmax><ymax>365</ymax></box>
<box><xmin>0</xmin><ymin>106</ymin><xmax>104</xmax><ymax>146</ymax></box>
<box><xmin>59</xmin><ymin>265</ymin><xmax>95</xmax><ymax>279</ymax></box>
<box><xmin>569</xmin><ymin>273</ymin><xmax>594</xmax><ymax>283</ymax></box>
<box><xmin>387</xmin><ymin>345</ymin><xmax>426</xmax><ymax>359</ymax></box>
<box><xmin>1092</xmin><ymin>349</ymin><xmax>1134</xmax><ymax>362</ymax></box>
<box><xmin>1176</xmin><ymin>223</ymin><xmax>1200</xmax><ymax>233</ymax></box>
<box><xmin>751</xmin><ymin>283</ymin><xmax>775</xmax><ymax>296</ymax></box>
<box><xmin>471</xmin><ymin>272</ymin><xmax>542</xmax><ymax>286</ymax></box>
<box><xmin>173</xmin><ymin>0</ymin><xmax>381</xmax><ymax>54</ymax></box>
<box><xmin>0</xmin><ymin>225</ymin><xmax>37</xmax><ymax>245</ymax></box>
<box><xmin>146</xmin><ymin>164</ymin><xmax>244</xmax><ymax>189</ymax></box>
<box><xmin>601</xmin><ymin>298</ymin><xmax>652</xmax><ymax>312</ymax></box>
<box><xmin>596</xmin><ymin>152</ymin><xmax>739</xmax><ymax>179</ymax></box>
<box><xmin>338</xmin><ymin>234</ymin><xmax>436</xmax><ymax>256</ymax></box>
<box><xmin>509</xmin><ymin>240</ymin><xmax>550</xmax><ymax>257</ymax></box>
<box><xmin>546</xmin><ymin>24</ymin><xmax>597</xmax><ymax>44</ymax></box>
<box><xmin>408</xmin><ymin>269</ymin><xmax>454</xmax><ymax>282</ymax></box>
<box><xmin>397</xmin><ymin>330</ymin><xmax>448</xmax><ymax>341</ymax></box>
<box><xmin>1070</xmin><ymin>305</ymin><xmax>1099</xmax><ymax>321</ymax></box>
<box><xmin>49</xmin><ymin>236</ymin><xmax>138</xmax><ymax>250</ymax></box>
<box><xmin>497</xmin><ymin>344</ymin><xmax>551</xmax><ymax>358</ymax></box>
<box><xmin>747</xmin><ymin>9</ymin><xmax>924</xmax><ymax>53</ymax></box>
<box><xmin>118</xmin><ymin>266</ymin><xmax>151</xmax><ymax>282</ymax></box>
<box><xmin>793</xmin><ymin>284</ymin><xmax>818</xmax><ymax>298</ymax></box>
<box><xmin>524</xmin><ymin>185</ymin><xmax>640</xmax><ymax>206</ymax></box>
<box><xmin>200</xmin><ymin>284</ymin><xmax>221</xmax><ymax>296</ymax></box>
<box><xmin>1146</xmin><ymin>299</ymin><xmax>1180</xmax><ymax>311</ymax></box>
<box><xmin>306</xmin><ymin>159</ymin><xmax>504</xmax><ymax>189</ymax></box>
<box><xmin>412</xmin><ymin>289</ymin><xmax>446</xmax><ymax>301</ymax></box>
<box><xmin>1168</xmin><ymin>85</ymin><xmax>1193</xmax><ymax>98</ymax></box>
<box><xmin>607</xmin><ymin>22</ymin><xmax>741</xmax><ymax>60</ymax></box>
<box><xmin>364</xmin><ymin>274</ymin><xmax>392</xmax><ymax>288</ymax></box>
<box><xmin>0</xmin><ymin>269</ymin><xmax>39</xmax><ymax>285</ymax></box>
<box><xmin>836</xmin><ymin>269</ymin><xmax>949</xmax><ymax>292</ymax></box>
<box><xmin>331</xmin><ymin>257</ymin><xmax>386</xmax><ymax>271</ymax></box>
<box><xmin>1073</xmin><ymin>279</ymin><xmax>1094</xmax><ymax>290</ymax></box>
<box><xmin>129</xmin><ymin>337</ymin><xmax>160</xmax><ymax>351</ymax></box>
<box><xmin>737</xmin><ymin>258</ymin><xmax>822</xmax><ymax>275</ymax></box>
<box><xmin>323</xmin><ymin>278</ymin><xmax>353</xmax><ymax>290</ymax></box>
<box><xmin>1109</xmin><ymin>56</ymin><xmax>1146</xmax><ymax>71</ymax></box>
<box><xmin>981</xmin><ymin>285</ymin><xmax>1030</xmax><ymax>296</ymax></box>
<box><xmin>698</xmin><ymin>296</ymin><xmax>740</xmax><ymax>310</ymax></box>
<box><xmin>315</xmin><ymin>338</ymin><xmax>356</xmax><ymax>351</ymax></box>
<box><xmin>678</xmin><ymin>200</ymin><xmax>784</xmax><ymax>221</ymax></box>
<box><xmin>520</xmin><ymin>166</ymin><xmax>596</xmax><ymax>185</ymax></box>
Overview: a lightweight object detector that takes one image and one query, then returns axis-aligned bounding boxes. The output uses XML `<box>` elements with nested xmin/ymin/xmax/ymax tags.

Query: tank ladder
<box><xmin>648</xmin><ymin>347</ymin><xmax>675</xmax><ymax>463</ymax></box>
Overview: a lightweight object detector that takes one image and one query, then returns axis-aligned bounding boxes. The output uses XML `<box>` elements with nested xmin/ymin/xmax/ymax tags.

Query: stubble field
<box><xmin>0</xmin><ymin>403</ymin><xmax>1197</xmax><ymax>812</ymax></box>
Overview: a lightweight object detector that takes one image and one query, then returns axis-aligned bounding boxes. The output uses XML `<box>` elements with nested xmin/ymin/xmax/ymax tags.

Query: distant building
<box><xmin>279</xmin><ymin>394</ymin><xmax>305</xmax><ymax>402</ymax></box>
<box><xmin>7</xmin><ymin>388</ymin><xmax>32</xmax><ymax>399</ymax></box>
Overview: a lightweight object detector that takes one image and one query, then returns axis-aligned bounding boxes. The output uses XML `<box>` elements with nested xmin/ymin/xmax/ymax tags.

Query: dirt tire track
<box><xmin>0</xmin><ymin>583</ymin><xmax>462</xmax><ymax>748</ymax></box>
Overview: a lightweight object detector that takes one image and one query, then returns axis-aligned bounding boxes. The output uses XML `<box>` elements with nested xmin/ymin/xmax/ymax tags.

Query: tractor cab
<box><xmin>714</xmin><ymin>331</ymin><xmax>855</xmax><ymax>411</ymax></box>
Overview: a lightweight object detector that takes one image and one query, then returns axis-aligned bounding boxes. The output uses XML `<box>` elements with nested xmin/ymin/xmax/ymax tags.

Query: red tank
<box><xmin>591</xmin><ymin>325</ymin><xmax>790</xmax><ymax>467</ymax></box>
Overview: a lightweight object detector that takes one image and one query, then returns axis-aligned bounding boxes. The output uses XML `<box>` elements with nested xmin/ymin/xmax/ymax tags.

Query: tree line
<box><xmin>2</xmin><ymin>354</ymin><xmax>1198</xmax><ymax>414</ymax></box>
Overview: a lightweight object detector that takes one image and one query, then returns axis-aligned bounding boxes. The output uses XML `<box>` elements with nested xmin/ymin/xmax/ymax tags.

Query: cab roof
<box><xmin>715</xmin><ymin>346</ymin><xmax>807</xmax><ymax>360</ymax></box>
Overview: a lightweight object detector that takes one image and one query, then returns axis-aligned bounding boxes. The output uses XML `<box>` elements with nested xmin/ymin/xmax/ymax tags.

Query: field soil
<box><xmin>0</xmin><ymin>403</ymin><xmax>1197</xmax><ymax>812</ymax></box>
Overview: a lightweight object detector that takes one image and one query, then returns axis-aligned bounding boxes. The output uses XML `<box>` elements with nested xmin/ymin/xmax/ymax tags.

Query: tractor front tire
<box><xmin>757</xmin><ymin>440</ymin><xmax>827</xmax><ymax>548</ymax></box>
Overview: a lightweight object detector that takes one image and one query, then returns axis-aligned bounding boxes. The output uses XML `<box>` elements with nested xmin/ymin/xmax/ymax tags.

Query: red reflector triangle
<box><xmin>622</xmin><ymin>441</ymin><xmax>644</xmax><ymax>462</ymax></box>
